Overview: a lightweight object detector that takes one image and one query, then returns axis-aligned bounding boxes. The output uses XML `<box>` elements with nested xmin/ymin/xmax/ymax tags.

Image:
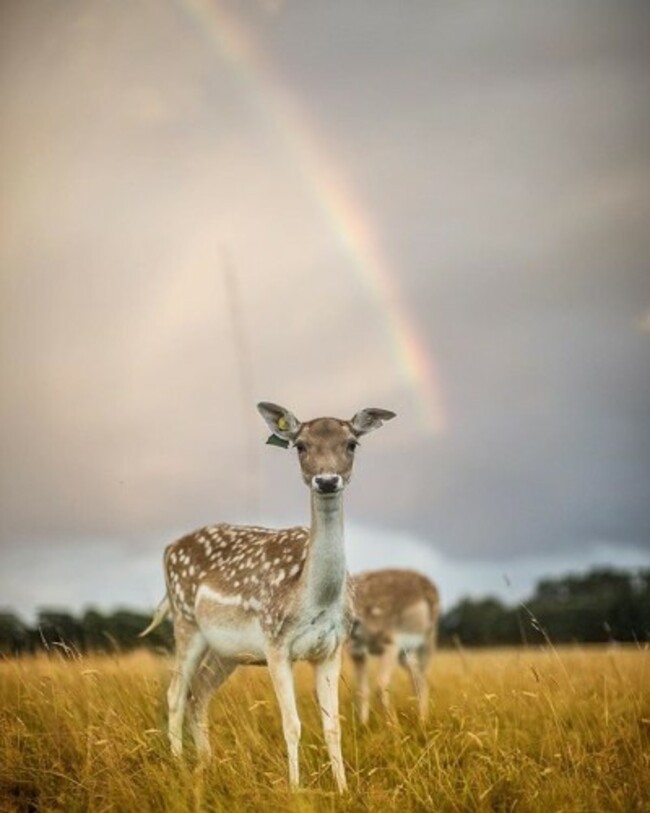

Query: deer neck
<box><xmin>304</xmin><ymin>490</ymin><xmax>346</xmax><ymax>609</ymax></box>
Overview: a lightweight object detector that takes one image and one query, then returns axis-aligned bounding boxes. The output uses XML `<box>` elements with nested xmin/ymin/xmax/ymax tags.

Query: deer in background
<box><xmin>348</xmin><ymin>569</ymin><xmax>439</xmax><ymax>723</ymax></box>
<box><xmin>141</xmin><ymin>402</ymin><xmax>395</xmax><ymax>792</ymax></box>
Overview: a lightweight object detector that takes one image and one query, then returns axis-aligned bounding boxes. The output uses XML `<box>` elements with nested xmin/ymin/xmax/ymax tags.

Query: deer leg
<box><xmin>168</xmin><ymin>621</ymin><xmax>208</xmax><ymax>757</ymax></box>
<box><xmin>187</xmin><ymin>652</ymin><xmax>237</xmax><ymax>760</ymax></box>
<box><xmin>314</xmin><ymin>646</ymin><xmax>347</xmax><ymax>793</ymax></box>
<box><xmin>266</xmin><ymin>647</ymin><xmax>301</xmax><ymax>789</ymax></box>
<box><xmin>402</xmin><ymin>649</ymin><xmax>429</xmax><ymax>721</ymax></box>
<box><xmin>351</xmin><ymin>652</ymin><xmax>370</xmax><ymax>725</ymax></box>
<box><xmin>376</xmin><ymin>642</ymin><xmax>399</xmax><ymax>719</ymax></box>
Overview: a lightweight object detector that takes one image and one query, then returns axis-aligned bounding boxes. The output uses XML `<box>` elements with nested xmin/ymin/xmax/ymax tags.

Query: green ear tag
<box><xmin>266</xmin><ymin>434</ymin><xmax>290</xmax><ymax>449</ymax></box>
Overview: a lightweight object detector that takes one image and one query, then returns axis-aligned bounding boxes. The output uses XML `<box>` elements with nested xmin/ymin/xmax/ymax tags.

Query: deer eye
<box><xmin>294</xmin><ymin>441</ymin><xmax>307</xmax><ymax>454</ymax></box>
<box><xmin>346</xmin><ymin>439</ymin><xmax>359</xmax><ymax>453</ymax></box>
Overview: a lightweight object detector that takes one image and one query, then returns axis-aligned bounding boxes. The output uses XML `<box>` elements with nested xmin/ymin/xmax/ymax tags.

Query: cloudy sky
<box><xmin>1</xmin><ymin>0</ymin><xmax>649</xmax><ymax>620</ymax></box>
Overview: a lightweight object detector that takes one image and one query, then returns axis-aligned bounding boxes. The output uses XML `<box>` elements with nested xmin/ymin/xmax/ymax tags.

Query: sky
<box><xmin>1</xmin><ymin>0</ymin><xmax>649</xmax><ymax>621</ymax></box>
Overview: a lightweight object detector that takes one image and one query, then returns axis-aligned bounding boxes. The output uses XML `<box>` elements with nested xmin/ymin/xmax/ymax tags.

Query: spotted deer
<box><xmin>141</xmin><ymin>402</ymin><xmax>395</xmax><ymax>792</ymax></box>
<box><xmin>348</xmin><ymin>569</ymin><xmax>439</xmax><ymax>723</ymax></box>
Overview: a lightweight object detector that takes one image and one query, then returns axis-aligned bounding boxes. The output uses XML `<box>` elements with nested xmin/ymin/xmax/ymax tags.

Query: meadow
<box><xmin>1</xmin><ymin>646</ymin><xmax>648</xmax><ymax>812</ymax></box>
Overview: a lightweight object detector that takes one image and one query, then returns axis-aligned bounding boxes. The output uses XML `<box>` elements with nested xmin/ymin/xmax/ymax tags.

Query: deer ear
<box><xmin>257</xmin><ymin>402</ymin><xmax>302</xmax><ymax>440</ymax></box>
<box><xmin>350</xmin><ymin>408</ymin><xmax>396</xmax><ymax>436</ymax></box>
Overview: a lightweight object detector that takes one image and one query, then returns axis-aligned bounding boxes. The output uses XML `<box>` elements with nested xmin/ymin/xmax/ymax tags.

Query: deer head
<box><xmin>257</xmin><ymin>402</ymin><xmax>396</xmax><ymax>496</ymax></box>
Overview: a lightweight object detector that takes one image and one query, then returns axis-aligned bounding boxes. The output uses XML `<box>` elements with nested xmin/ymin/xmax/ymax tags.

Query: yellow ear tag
<box><xmin>277</xmin><ymin>416</ymin><xmax>289</xmax><ymax>432</ymax></box>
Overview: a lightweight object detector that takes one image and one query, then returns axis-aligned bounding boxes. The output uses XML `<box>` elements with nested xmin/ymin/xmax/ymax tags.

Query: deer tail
<box><xmin>139</xmin><ymin>594</ymin><xmax>171</xmax><ymax>637</ymax></box>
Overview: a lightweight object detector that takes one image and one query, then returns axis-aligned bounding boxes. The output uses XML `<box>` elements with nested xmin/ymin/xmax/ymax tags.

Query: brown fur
<box><xmin>348</xmin><ymin>568</ymin><xmax>439</xmax><ymax>722</ymax></box>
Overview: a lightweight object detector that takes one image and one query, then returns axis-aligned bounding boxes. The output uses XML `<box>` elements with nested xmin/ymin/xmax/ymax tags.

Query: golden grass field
<box><xmin>1</xmin><ymin>646</ymin><xmax>648</xmax><ymax>812</ymax></box>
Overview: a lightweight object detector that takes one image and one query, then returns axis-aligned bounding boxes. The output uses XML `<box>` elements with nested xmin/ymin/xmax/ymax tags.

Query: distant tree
<box><xmin>81</xmin><ymin>608</ymin><xmax>172</xmax><ymax>653</ymax></box>
<box><xmin>36</xmin><ymin>610</ymin><xmax>84</xmax><ymax>655</ymax></box>
<box><xmin>630</xmin><ymin>570</ymin><xmax>650</xmax><ymax>640</ymax></box>
<box><xmin>441</xmin><ymin>597</ymin><xmax>520</xmax><ymax>646</ymax></box>
<box><xmin>440</xmin><ymin>568</ymin><xmax>650</xmax><ymax>647</ymax></box>
<box><xmin>0</xmin><ymin>611</ymin><xmax>30</xmax><ymax>655</ymax></box>
<box><xmin>527</xmin><ymin>568</ymin><xmax>649</xmax><ymax>643</ymax></box>
<box><xmin>81</xmin><ymin>608</ymin><xmax>110</xmax><ymax>652</ymax></box>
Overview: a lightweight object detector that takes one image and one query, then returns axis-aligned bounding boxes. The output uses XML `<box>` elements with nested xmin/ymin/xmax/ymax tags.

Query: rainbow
<box><xmin>177</xmin><ymin>0</ymin><xmax>447</xmax><ymax>434</ymax></box>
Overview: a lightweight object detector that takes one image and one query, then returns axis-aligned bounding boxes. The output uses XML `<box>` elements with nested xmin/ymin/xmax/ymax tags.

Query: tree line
<box><xmin>441</xmin><ymin>567</ymin><xmax>650</xmax><ymax>646</ymax></box>
<box><xmin>1</xmin><ymin>567</ymin><xmax>648</xmax><ymax>656</ymax></box>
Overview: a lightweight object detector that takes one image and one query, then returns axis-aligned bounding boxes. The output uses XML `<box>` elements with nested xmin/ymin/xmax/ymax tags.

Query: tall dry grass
<box><xmin>1</xmin><ymin>646</ymin><xmax>648</xmax><ymax>812</ymax></box>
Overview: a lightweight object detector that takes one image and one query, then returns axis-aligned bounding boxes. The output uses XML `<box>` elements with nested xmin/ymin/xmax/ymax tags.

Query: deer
<box><xmin>141</xmin><ymin>401</ymin><xmax>395</xmax><ymax>792</ymax></box>
<box><xmin>347</xmin><ymin>569</ymin><xmax>439</xmax><ymax>724</ymax></box>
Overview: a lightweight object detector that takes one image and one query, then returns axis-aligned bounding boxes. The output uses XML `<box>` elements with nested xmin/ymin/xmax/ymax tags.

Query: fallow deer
<box><xmin>141</xmin><ymin>402</ymin><xmax>395</xmax><ymax>792</ymax></box>
<box><xmin>348</xmin><ymin>569</ymin><xmax>439</xmax><ymax>723</ymax></box>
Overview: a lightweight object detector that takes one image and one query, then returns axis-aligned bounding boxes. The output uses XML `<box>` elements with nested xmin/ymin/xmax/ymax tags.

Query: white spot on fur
<box><xmin>196</xmin><ymin>584</ymin><xmax>243</xmax><ymax>608</ymax></box>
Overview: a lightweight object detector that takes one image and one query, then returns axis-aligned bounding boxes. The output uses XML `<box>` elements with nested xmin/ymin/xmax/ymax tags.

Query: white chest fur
<box><xmin>395</xmin><ymin>631</ymin><xmax>427</xmax><ymax>652</ymax></box>
<box><xmin>288</xmin><ymin>603</ymin><xmax>347</xmax><ymax>661</ymax></box>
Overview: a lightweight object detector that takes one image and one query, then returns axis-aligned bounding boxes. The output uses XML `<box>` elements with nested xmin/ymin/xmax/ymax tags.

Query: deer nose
<box><xmin>313</xmin><ymin>474</ymin><xmax>343</xmax><ymax>494</ymax></box>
